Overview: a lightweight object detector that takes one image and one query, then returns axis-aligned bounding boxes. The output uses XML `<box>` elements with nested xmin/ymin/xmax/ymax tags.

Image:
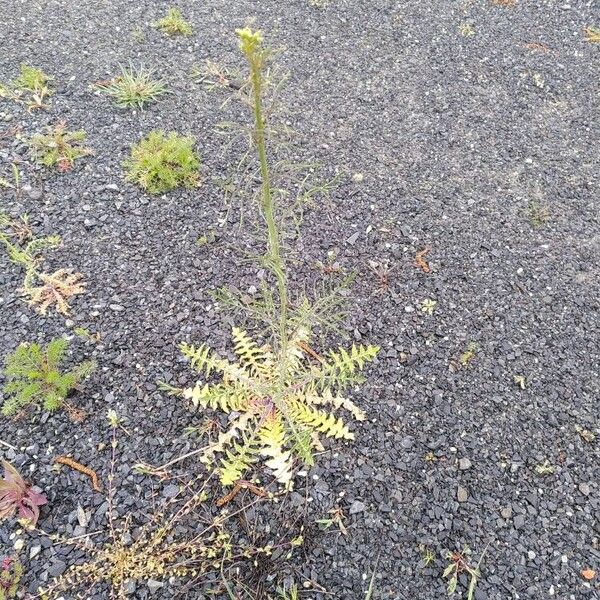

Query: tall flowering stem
<box><xmin>236</xmin><ymin>28</ymin><xmax>289</xmax><ymax>364</ymax></box>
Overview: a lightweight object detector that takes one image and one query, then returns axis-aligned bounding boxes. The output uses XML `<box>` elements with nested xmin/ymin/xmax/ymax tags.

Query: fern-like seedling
<box><xmin>124</xmin><ymin>131</ymin><xmax>200</xmax><ymax>194</ymax></box>
<box><xmin>1</xmin><ymin>338</ymin><xmax>95</xmax><ymax>417</ymax></box>
<box><xmin>29</xmin><ymin>122</ymin><xmax>92</xmax><ymax>172</ymax></box>
<box><xmin>0</xmin><ymin>223</ymin><xmax>60</xmax><ymax>274</ymax></box>
<box><xmin>20</xmin><ymin>268</ymin><xmax>86</xmax><ymax>315</ymax></box>
<box><xmin>180</xmin><ymin>327</ymin><xmax>378</xmax><ymax>488</ymax></box>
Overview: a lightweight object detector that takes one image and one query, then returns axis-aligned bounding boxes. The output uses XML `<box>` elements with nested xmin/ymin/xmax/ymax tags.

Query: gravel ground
<box><xmin>1</xmin><ymin>0</ymin><xmax>599</xmax><ymax>598</ymax></box>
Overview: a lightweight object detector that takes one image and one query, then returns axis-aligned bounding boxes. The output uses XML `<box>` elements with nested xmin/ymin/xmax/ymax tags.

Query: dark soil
<box><xmin>1</xmin><ymin>1</ymin><xmax>599</xmax><ymax>599</ymax></box>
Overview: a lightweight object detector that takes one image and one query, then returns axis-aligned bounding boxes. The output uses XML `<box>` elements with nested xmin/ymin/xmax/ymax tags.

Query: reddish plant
<box><xmin>0</xmin><ymin>460</ymin><xmax>47</xmax><ymax>527</ymax></box>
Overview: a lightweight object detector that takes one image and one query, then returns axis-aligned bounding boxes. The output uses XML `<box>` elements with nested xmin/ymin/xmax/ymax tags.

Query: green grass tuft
<box><xmin>95</xmin><ymin>64</ymin><xmax>167</xmax><ymax>109</ymax></box>
<box><xmin>124</xmin><ymin>131</ymin><xmax>200</xmax><ymax>194</ymax></box>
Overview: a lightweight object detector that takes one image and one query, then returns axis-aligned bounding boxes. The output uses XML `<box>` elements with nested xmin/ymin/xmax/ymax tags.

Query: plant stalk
<box><xmin>247</xmin><ymin>47</ymin><xmax>289</xmax><ymax>360</ymax></box>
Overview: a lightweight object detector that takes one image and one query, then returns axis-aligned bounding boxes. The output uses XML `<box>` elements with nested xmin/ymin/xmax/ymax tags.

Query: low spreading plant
<box><xmin>154</xmin><ymin>7</ymin><xmax>193</xmax><ymax>36</ymax></box>
<box><xmin>21</xmin><ymin>268</ymin><xmax>86</xmax><ymax>315</ymax></box>
<box><xmin>0</xmin><ymin>213</ymin><xmax>31</xmax><ymax>245</ymax></box>
<box><xmin>41</xmin><ymin>423</ymin><xmax>303</xmax><ymax>599</ymax></box>
<box><xmin>0</xmin><ymin>556</ymin><xmax>23</xmax><ymax>600</ymax></box>
<box><xmin>29</xmin><ymin>122</ymin><xmax>92</xmax><ymax>172</ymax></box>
<box><xmin>0</xmin><ymin>461</ymin><xmax>47</xmax><ymax>528</ymax></box>
<box><xmin>1</xmin><ymin>338</ymin><xmax>95</xmax><ymax>417</ymax></box>
<box><xmin>95</xmin><ymin>64</ymin><xmax>167</xmax><ymax>109</ymax></box>
<box><xmin>171</xmin><ymin>28</ymin><xmax>378</xmax><ymax>490</ymax></box>
<box><xmin>0</xmin><ymin>217</ymin><xmax>86</xmax><ymax>315</ymax></box>
<box><xmin>1</xmin><ymin>64</ymin><xmax>53</xmax><ymax>110</ymax></box>
<box><xmin>124</xmin><ymin>131</ymin><xmax>200</xmax><ymax>194</ymax></box>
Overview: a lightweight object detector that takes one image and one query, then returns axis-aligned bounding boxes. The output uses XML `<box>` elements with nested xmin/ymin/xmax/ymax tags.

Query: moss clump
<box><xmin>124</xmin><ymin>131</ymin><xmax>200</xmax><ymax>194</ymax></box>
<box><xmin>154</xmin><ymin>7</ymin><xmax>193</xmax><ymax>36</ymax></box>
<box><xmin>13</xmin><ymin>64</ymin><xmax>53</xmax><ymax>93</ymax></box>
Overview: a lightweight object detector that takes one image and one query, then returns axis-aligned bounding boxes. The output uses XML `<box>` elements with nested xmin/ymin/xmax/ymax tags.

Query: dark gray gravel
<box><xmin>1</xmin><ymin>0</ymin><xmax>599</xmax><ymax>598</ymax></box>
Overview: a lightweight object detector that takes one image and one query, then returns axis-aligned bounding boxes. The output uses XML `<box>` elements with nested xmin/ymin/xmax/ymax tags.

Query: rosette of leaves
<box><xmin>1</xmin><ymin>338</ymin><xmax>96</xmax><ymax>417</ymax></box>
<box><xmin>179</xmin><ymin>327</ymin><xmax>378</xmax><ymax>488</ymax></box>
<box><xmin>0</xmin><ymin>461</ymin><xmax>47</xmax><ymax>528</ymax></box>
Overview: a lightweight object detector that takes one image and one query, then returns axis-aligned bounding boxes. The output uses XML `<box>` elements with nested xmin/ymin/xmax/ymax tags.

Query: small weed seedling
<box><xmin>74</xmin><ymin>327</ymin><xmax>102</xmax><ymax>343</ymax></box>
<box><xmin>276</xmin><ymin>583</ymin><xmax>299</xmax><ymax>599</ymax></box>
<box><xmin>196</xmin><ymin>230</ymin><xmax>216</xmax><ymax>247</ymax></box>
<box><xmin>29</xmin><ymin>122</ymin><xmax>92</xmax><ymax>172</ymax></box>
<box><xmin>0</xmin><ymin>218</ymin><xmax>83</xmax><ymax>314</ymax></box>
<box><xmin>421</xmin><ymin>298</ymin><xmax>437</xmax><ymax>315</ymax></box>
<box><xmin>419</xmin><ymin>544</ymin><xmax>435</xmax><ymax>568</ymax></box>
<box><xmin>575</xmin><ymin>424</ymin><xmax>596</xmax><ymax>443</ymax></box>
<box><xmin>443</xmin><ymin>546</ymin><xmax>486</xmax><ymax>600</ymax></box>
<box><xmin>0</xmin><ymin>164</ymin><xmax>22</xmax><ymax>198</ymax></box>
<box><xmin>459</xmin><ymin>342</ymin><xmax>478</xmax><ymax>367</ymax></box>
<box><xmin>154</xmin><ymin>7</ymin><xmax>193</xmax><ymax>36</ymax></box>
<box><xmin>95</xmin><ymin>64</ymin><xmax>167</xmax><ymax>109</ymax></box>
<box><xmin>131</xmin><ymin>25</ymin><xmax>146</xmax><ymax>43</ymax></box>
<box><xmin>584</xmin><ymin>26</ymin><xmax>600</xmax><ymax>43</ymax></box>
<box><xmin>0</xmin><ymin>461</ymin><xmax>47</xmax><ymax>528</ymax></box>
<box><xmin>124</xmin><ymin>131</ymin><xmax>200</xmax><ymax>194</ymax></box>
<box><xmin>368</xmin><ymin>259</ymin><xmax>393</xmax><ymax>294</ymax></box>
<box><xmin>2</xmin><ymin>64</ymin><xmax>53</xmax><ymax>111</ymax></box>
<box><xmin>528</xmin><ymin>200</ymin><xmax>550</xmax><ymax>227</ymax></box>
<box><xmin>191</xmin><ymin>60</ymin><xmax>244</xmax><ymax>92</ymax></box>
<box><xmin>1</xmin><ymin>338</ymin><xmax>95</xmax><ymax>417</ymax></box>
<box><xmin>459</xmin><ymin>23</ymin><xmax>475</xmax><ymax>37</ymax></box>
<box><xmin>513</xmin><ymin>375</ymin><xmax>526</xmax><ymax>389</ymax></box>
<box><xmin>316</xmin><ymin>505</ymin><xmax>348</xmax><ymax>535</ymax></box>
<box><xmin>315</xmin><ymin>249</ymin><xmax>344</xmax><ymax>275</ymax></box>
<box><xmin>0</xmin><ymin>556</ymin><xmax>23</xmax><ymax>599</ymax></box>
<box><xmin>0</xmin><ymin>218</ymin><xmax>60</xmax><ymax>273</ymax></box>
<box><xmin>534</xmin><ymin>460</ymin><xmax>555</xmax><ymax>476</ymax></box>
